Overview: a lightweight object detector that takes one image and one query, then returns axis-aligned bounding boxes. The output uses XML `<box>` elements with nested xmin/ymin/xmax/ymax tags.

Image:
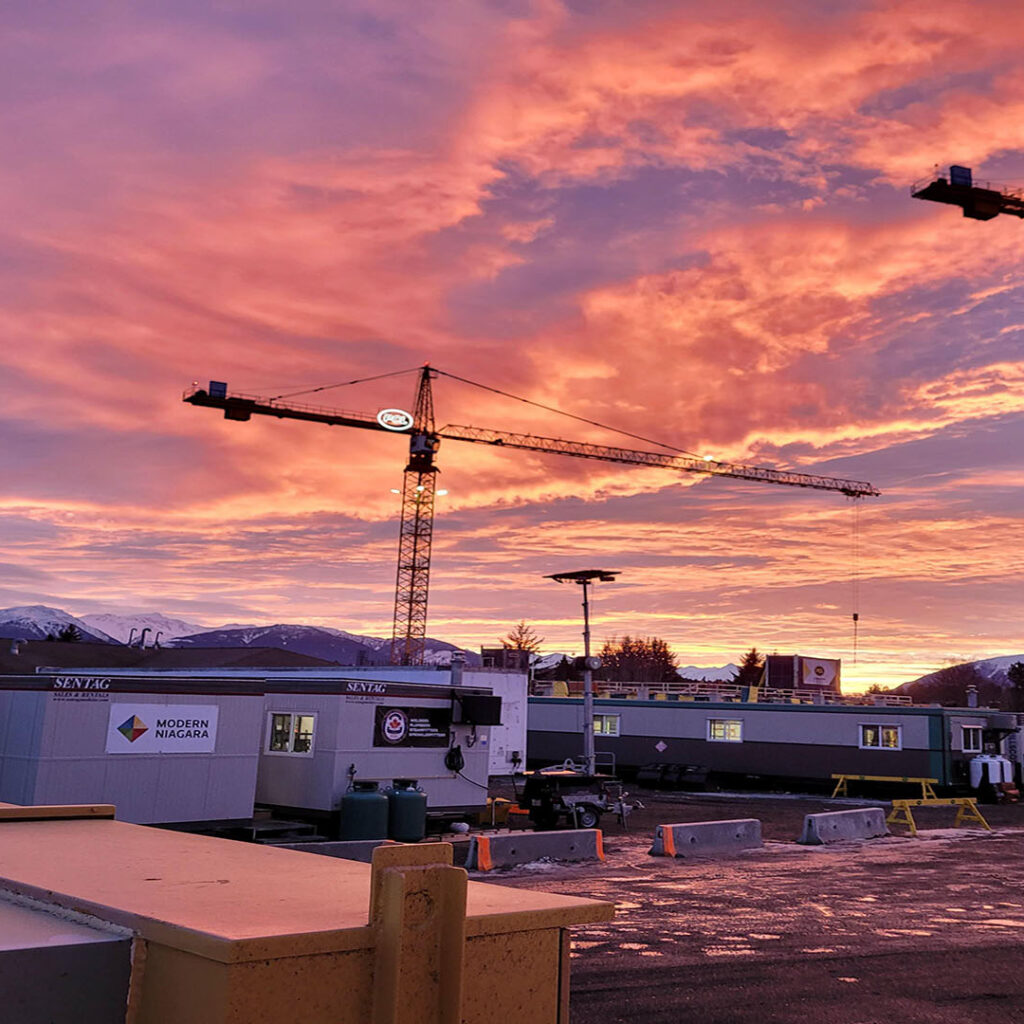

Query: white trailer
<box><xmin>0</xmin><ymin>670</ymin><xmax>502</xmax><ymax>826</ymax></box>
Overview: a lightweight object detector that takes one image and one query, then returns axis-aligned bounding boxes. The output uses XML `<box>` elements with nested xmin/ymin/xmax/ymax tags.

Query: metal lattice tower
<box><xmin>389</xmin><ymin>367</ymin><xmax>440</xmax><ymax>665</ymax></box>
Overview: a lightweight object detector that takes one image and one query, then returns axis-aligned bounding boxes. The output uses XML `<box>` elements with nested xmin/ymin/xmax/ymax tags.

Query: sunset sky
<box><xmin>4</xmin><ymin>0</ymin><xmax>1024</xmax><ymax>689</ymax></box>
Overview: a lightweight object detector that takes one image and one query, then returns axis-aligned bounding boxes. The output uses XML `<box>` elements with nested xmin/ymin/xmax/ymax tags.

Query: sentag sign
<box><xmin>105</xmin><ymin>703</ymin><xmax>219</xmax><ymax>754</ymax></box>
<box><xmin>376</xmin><ymin>408</ymin><xmax>414</xmax><ymax>431</ymax></box>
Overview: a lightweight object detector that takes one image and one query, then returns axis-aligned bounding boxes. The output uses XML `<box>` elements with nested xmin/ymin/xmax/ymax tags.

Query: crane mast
<box><xmin>392</xmin><ymin>367</ymin><xmax>440</xmax><ymax>666</ymax></box>
<box><xmin>184</xmin><ymin>368</ymin><xmax>879</xmax><ymax>664</ymax></box>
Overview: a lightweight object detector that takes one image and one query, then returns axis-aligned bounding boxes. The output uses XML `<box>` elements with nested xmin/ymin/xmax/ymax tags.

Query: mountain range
<box><xmin>3</xmin><ymin>605</ymin><xmax>1019</xmax><ymax>688</ymax></box>
<box><xmin>891</xmin><ymin>654</ymin><xmax>1024</xmax><ymax>700</ymax></box>
<box><xmin>0</xmin><ymin>606</ymin><xmax>476</xmax><ymax>666</ymax></box>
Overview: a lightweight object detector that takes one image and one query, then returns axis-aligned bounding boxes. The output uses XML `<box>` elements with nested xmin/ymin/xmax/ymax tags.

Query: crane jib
<box><xmin>183</xmin><ymin>389</ymin><xmax>405</xmax><ymax>433</ymax></box>
<box><xmin>437</xmin><ymin>424</ymin><xmax>880</xmax><ymax>498</ymax></box>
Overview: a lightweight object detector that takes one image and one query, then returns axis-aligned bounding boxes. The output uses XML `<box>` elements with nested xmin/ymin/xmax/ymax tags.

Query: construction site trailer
<box><xmin>527</xmin><ymin>696</ymin><xmax>1018</xmax><ymax>787</ymax></box>
<box><xmin>254</xmin><ymin>676</ymin><xmax>495</xmax><ymax>818</ymax></box>
<box><xmin>323</xmin><ymin>665</ymin><xmax>527</xmax><ymax>775</ymax></box>
<box><xmin>0</xmin><ymin>670</ymin><xmax>503</xmax><ymax>826</ymax></box>
<box><xmin>42</xmin><ymin>664</ymin><xmax>527</xmax><ymax>777</ymax></box>
<box><xmin>0</xmin><ymin>673</ymin><xmax>264</xmax><ymax>823</ymax></box>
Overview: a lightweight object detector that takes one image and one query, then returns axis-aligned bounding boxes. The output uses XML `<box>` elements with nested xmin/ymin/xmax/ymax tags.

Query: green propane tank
<box><xmin>338</xmin><ymin>780</ymin><xmax>389</xmax><ymax>841</ymax></box>
<box><xmin>385</xmin><ymin>778</ymin><xmax>427</xmax><ymax>843</ymax></box>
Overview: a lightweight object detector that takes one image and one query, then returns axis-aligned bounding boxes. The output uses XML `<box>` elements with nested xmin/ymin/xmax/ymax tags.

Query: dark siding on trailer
<box><xmin>527</xmin><ymin>697</ymin><xmax>1013</xmax><ymax>786</ymax></box>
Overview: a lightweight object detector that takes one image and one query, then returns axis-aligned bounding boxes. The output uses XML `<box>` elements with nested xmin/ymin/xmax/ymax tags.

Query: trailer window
<box><xmin>267</xmin><ymin>712</ymin><xmax>316</xmax><ymax>755</ymax></box>
<box><xmin>708</xmin><ymin>719</ymin><xmax>743</xmax><ymax>743</ymax></box>
<box><xmin>860</xmin><ymin>724</ymin><xmax>901</xmax><ymax>750</ymax></box>
<box><xmin>962</xmin><ymin>726</ymin><xmax>983</xmax><ymax>754</ymax></box>
<box><xmin>594</xmin><ymin>714</ymin><xmax>620</xmax><ymax>737</ymax></box>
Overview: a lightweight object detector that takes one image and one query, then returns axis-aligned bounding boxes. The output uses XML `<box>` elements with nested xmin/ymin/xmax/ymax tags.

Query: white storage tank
<box><xmin>969</xmin><ymin>754</ymin><xmax>1013</xmax><ymax>787</ymax></box>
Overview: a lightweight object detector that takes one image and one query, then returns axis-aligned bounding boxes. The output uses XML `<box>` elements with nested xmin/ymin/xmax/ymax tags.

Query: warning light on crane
<box><xmin>912</xmin><ymin>165</ymin><xmax>1024</xmax><ymax>221</ymax></box>
<box><xmin>184</xmin><ymin>366</ymin><xmax>880</xmax><ymax>666</ymax></box>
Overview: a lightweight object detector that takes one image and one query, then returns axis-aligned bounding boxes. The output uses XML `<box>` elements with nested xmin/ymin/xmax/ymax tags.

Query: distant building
<box><xmin>763</xmin><ymin>655</ymin><xmax>841</xmax><ymax>692</ymax></box>
<box><xmin>480</xmin><ymin>647</ymin><xmax>531</xmax><ymax>672</ymax></box>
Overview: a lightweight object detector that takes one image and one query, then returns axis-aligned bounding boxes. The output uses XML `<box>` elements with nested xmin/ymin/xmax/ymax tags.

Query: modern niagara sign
<box><xmin>105</xmin><ymin>704</ymin><xmax>219</xmax><ymax>754</ymax></box>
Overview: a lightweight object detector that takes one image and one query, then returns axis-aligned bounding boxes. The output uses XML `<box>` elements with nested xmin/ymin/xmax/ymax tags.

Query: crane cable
<box><xmin>433</xmin><ymin>368</ymin><xmax>705</xmax><ymax>459</ymax></box>
<box><xmin>850</xmin><ymin>496</ymin><xmax>862</xmax><ymax>664</ymax></box>
<box><xmin>267</xmin><ymin>365</ymin><xmax>423</xmax><ymax>402</ymax></box>
<box><xmin>257</xmin><ymin>363</ymin><xmax>707</xmax><ymax>460</ymax></box>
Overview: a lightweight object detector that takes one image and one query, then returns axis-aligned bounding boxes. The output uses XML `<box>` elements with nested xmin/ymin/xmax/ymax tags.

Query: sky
<box><xmin>3</xmin><ymin>0</ymin><xmax>1024</xmax><ymax>690</ymax></box>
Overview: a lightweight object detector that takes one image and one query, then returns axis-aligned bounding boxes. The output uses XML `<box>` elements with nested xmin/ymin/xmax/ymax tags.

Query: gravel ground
<box><xmin>476</xmin><ymin>785</ymin><xmax>1024</xmax><ymax>1023</ymax></box>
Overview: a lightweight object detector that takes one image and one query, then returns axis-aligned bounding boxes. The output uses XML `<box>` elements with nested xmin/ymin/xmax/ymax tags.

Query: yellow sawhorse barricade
<box><xmin>831</xmin><ymin>774</ymin><xmax>939</xmax><ymax>800</ymax></box>
<box><xmin>887</xmin><ymin>797</ymin><xmax>991</xmax><ymax>836</ymax></box>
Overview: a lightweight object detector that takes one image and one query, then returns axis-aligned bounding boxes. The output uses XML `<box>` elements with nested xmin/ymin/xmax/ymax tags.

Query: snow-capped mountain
<box><xmin>678</xmin><ymin>663</ymin><xmax>739</xmax><ymax>682</ymax></box>
<box><xmin>169</xmin><ymin>623</ymin><xmax>480</xmax><ymax>667</ymax></box>
<box><xmin>79</xmin><ymin>612</ymin><xmax>211</xmax><ymax>645</ymax></box>
<box><xmin>0</xmin><ymin>605</ymin><xmax>118</xmax><ymax>644</ymax></box>
<box><xmin>898</xmin><ymin>654</ymin><xmax>1024</xmax><ymax>693</ymax></box>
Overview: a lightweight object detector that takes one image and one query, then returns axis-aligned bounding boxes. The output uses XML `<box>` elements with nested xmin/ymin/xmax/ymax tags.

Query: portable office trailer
<box><xmin>0</xmin><ymin>673</ymin><xmax>264</xmax><ymax>823</ymax></box>
<box><xmin>254</xmin><ymin>676</ymin><xmax>497</xmax><ymax>822</ymax></box>
<box><xmin>0</xmin><ymin>670</ymin><xmax>500</xmax><ymax>827</ymax></box>
<box><xmin>318</xmin><ymin>665</ymin><xmax>527</xmax><ymax>775</ymax></box>
<box><xmin>527</xmin><ymin>696</ymin><xmax>1018</xmax><ymax>787</ymax></box>
<box><xmin>53</xmin><ymin>664</ymin><xmax>528</xmax><ymax>777</ymax></box>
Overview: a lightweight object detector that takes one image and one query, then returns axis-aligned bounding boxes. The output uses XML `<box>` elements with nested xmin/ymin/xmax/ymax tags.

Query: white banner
<box><xmin>105</xmin><ymin>703</ymin><xmax>219</xmax><ymax>754</ymax></box>
<box><xmin>801</xmin><ymin>658</ymin><xmax>840</xmax><ymax>689</ymax></box>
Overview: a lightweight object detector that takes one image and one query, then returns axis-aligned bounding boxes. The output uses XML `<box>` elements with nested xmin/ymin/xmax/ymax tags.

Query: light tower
<box><xmin>545</xmin><ymin>569</ymin><xmax>621</xmax><ymax>775</ymax></box>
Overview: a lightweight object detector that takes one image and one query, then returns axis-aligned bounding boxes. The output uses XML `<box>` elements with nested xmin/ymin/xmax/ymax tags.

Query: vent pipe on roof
<box><xmin>8</xmin><ymin>639</ymin><xmax>21</xmax><ymax>655</ymax></box>
<box><xmin>967</xmin><ymin>684</ymin><xmax>979</xmax><ymax>709</ymax></box>
<box><xmin>450</xmin><ymin>650</ymin><xmax>466</xmax><ymax>687</ymax></box>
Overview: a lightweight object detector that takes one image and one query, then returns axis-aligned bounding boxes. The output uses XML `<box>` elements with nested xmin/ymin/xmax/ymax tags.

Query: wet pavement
<box><xmin>480</xmin><ymin>791</ymin><xmax>1024</xmax><ymax>1022</ymax></box>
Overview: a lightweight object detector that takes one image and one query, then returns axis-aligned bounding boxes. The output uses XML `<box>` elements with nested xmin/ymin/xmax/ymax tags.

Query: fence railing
<box><xmin>531</xmin><ymin>678</ymin><xmax>914</xmax><ymax>706</ymax></box>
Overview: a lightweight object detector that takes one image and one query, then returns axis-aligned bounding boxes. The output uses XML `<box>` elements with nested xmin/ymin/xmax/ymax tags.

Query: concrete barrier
<box><xmin>467</xmin><ymin>829</ymin><xmax>604</xmax><ymax>871</ymax></box>
<box><xmin>276</xmin><ymin>839</ymin><xmax>397</xmax><ymax>862</ymax></box>
<box><xmin>798</xmin><ymin>808</ymin><xmax>889</xmax><ymax>845</ymax></box>
<box><xmin>649</xmin><ymin>819</ymin><xmax>762</xmax><ymax>858</ymax></box>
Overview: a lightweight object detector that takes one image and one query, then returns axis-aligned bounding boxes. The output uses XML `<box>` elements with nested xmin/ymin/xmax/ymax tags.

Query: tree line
<box><xmin>501</xmin><ymin>620</ymin><xmax>766</xmax><ymax>685</ymax></box>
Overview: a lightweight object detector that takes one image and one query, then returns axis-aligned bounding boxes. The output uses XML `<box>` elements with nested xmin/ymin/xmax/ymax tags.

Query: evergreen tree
<box><xmin>598</xmin><ymin>636</ymin><xmax>678</xmax><ymax>682</ymax></box>
<box><xmin>733</xmin><ymin>647</ymin><xmax>764</xmax><ymax>687</ymax></box>
<box><xmin>1007</xmin><ymin>662</ymin><xmax>1024</xmax><ymax>712</ymax></box>
<box><xmin>56</xmin><ymin>624</ymin><xmax>82</xmax><ymax>643</ymax></box>
<box><xmin>502</xmin><ymin>620</ymin><xmax>544</xmax><ymax>654</ymax></box>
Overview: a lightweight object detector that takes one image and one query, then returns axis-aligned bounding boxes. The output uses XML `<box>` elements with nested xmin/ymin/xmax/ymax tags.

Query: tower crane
<box><xmin>912</xmin><ymin>165</ymin><xmax>1024</xmax><ymax>221</ymax></box>
<box><xmin>185</xmin><ymin>365</ymin><xmax>880</xmax><ymax>665</ymax></box>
